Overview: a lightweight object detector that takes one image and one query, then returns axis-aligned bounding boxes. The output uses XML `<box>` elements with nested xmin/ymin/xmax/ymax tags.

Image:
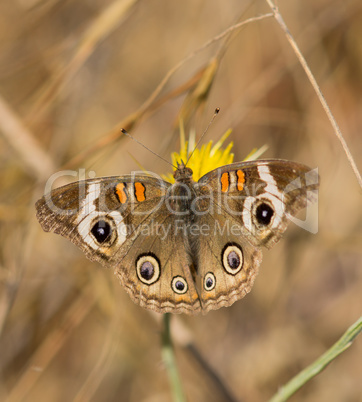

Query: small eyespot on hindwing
<box><xmin>222</xmin><ymin>243</ymin><xmax>244</xmax><ymax>275</ymax></box>
<box><xmin>136</xmin><ymin>253</ymin><xmax>161</xmax><ymax>285</ymax></box>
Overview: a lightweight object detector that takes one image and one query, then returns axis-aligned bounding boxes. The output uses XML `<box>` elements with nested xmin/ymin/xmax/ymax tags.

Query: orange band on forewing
<box><xmin>134</xmin><ymin>182</ymin><xmax>146</xmax><ymax>202</ymax></box>
<box><xmin>236</xmin><ymin>169</ymin><xmax>245</xmax><ymax>191</ymax></box>
<box><xmin>220</xmin><ymin>172</ymin><xmax>230</xmax><ymax>193</ymax></box>
<box><xmin>115</xmin><ymin>183</ymin><xmax>128</xmax><ymax>204</ymax></box>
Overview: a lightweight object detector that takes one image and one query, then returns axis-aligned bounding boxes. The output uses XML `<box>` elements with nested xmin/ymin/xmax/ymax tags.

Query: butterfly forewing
<box><xmin>36</xmin><ymin>175</ymin><xmax>170</xmax><ymax>266</ymax></box>
<box><xmin>197</xmin><ymin>160</ymin><xmax>319</xmax><ymax>248</ymax></box>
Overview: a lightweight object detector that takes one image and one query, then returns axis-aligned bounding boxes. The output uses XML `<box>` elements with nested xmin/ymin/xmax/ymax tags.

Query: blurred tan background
<box><xmin>0</xmin><ymin>1</ymin><xmax>361</xmax><ymax>401</ymax></box>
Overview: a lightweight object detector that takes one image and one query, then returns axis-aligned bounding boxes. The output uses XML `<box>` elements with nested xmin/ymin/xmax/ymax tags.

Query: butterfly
<box><xmin>36</xmin><ymin>159</ymin><xmax>318</xmax><ymax>315</ymax></box>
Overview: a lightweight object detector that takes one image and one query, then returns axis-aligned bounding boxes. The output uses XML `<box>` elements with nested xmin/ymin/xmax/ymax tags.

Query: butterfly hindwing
<box><xmin>191</xmin><ymin>211</ymin><xmax>262</xmax><ymax>313</ymax></box>
<box><xmin>115</xmin><ymin>209</ymin><xmax>201</xmax><ymax>314</ymax></box>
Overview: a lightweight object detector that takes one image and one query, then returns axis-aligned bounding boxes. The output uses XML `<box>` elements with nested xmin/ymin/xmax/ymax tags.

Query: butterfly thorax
<box><xmin>170</xmin><ymin>164</ymin><xmax>196</xmax><ymax>216</ymax></box>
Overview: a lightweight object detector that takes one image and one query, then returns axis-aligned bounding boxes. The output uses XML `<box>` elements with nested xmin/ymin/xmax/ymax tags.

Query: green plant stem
<box><xmin>161</xmin><ymin>314</ymin><xmax>186</xmax><ymax>402</ymax></box>
<box><xmin>269</xmin><ymin>316</ymin><xmax>362</xmax><ymax>402</ymax></box>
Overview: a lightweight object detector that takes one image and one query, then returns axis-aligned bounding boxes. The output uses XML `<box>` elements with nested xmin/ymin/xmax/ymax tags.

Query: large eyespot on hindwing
<box><xmin>90</xmin><ymin>217</ymin><xmax>117</xmax><ymax>246</ymax></box>
<box><xmin>136</xmin><ymin>253</ymin><xmax>160</xmax><ymax>285</ymax></box>
<box><xmin>222</xmin><ymin>243</ymin><xmax>243</xmax><ymax>275</ymax></box>
<box><xmin>171</xmin><ymin>276</ymin><xmax>188</xmax><ymax>294</ymax></box>
<box><xmin>254</xmin><ymin>200</ymin><xmax>275</xmax><ymax>226</ymax></box>
<box><xmin>204</xmin><ymin>272</ymin><xmax>216</xmax><ymax>291</ymax></box>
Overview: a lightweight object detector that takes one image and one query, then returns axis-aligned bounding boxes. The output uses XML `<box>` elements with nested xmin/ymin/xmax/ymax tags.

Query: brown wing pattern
<box><xmin>197</xmin><ymin>159</ymin><xmax>319</xmax><ymax>248</ymax></box>
<box><xmin>35</xmin><ymin>160</ymin><xmax>319</xmax><ymax>315</ymax></box>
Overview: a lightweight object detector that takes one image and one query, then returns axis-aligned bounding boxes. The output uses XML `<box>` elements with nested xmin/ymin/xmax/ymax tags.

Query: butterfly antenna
<box><xmin>121</xmin><ymin>128</ymin><xmax>177</xmax><ymax>169</ymax></box>
<box><xmin>185</xmin><ymin>107</ymin><xmax>220</xmax><ymax>166</ymax></box>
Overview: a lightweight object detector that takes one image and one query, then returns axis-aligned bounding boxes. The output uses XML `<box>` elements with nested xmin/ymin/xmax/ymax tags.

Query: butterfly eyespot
<box><xmin>204</xmin><ymin>272</ymin><xmax>216</xmax><ymax>291</ymax></box>
<box><xmin>91</xmin><ymin>219</ymin><xmax>112</xmax><ymax>244</ymax></box>
<box><xmin>136</xmin><ymin>254</ymin><xmax>160</xmax><ymax>285</ymax></box>
<box><xmin>255</xmin><ymin>202</ymin><xmax>274</xmax><ymax>226</ymax></box>
<box><xmin>171</xmin><ymin>276</ymin><xmax>188</xmax><ymax>294</ymax></box>
<box><xmin>222</xmin><ymin>243</ymin><xmax>243</xmax><ymax>275</ymax></box>
<box><xmin>140</xmin><ymin>261</ymin><xmax>153</xmax><ymax>280</ymax></box>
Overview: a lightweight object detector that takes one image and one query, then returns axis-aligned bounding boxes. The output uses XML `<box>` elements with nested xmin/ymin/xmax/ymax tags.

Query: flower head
<box><xmin>163</xmin><ymin>125</ymin><xmax>234</xmax><ymax>183</ymax></box>
<box><xmin>162</xmin><ymin>122</ymin><xmax>268</xmax><ymax>183</ymax></box>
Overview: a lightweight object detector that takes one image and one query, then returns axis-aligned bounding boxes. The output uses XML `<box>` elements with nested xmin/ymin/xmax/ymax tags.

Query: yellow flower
<box><xmin>162</xmin><ymin>123</ymin><xmax>269</xmax><ymax>183</ymax></box>
<box><xmin>163</xmin><ymin>124</ymin><xmax>235</xmax><ymax>183</ymax></box>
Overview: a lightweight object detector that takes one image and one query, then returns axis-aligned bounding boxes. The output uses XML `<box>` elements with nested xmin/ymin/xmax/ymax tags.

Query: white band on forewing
<box><xmin>77</xmin><ymin>181</ymin><xmax>127</xmax><ymax>250</ymax></box>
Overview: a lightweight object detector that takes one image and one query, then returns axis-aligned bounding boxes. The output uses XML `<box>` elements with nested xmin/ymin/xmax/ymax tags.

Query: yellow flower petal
<box><xmin>162</xmin><ymin>126</ymin><xmax>268</xmax><ymax>183</ymax></box>
<box><xmin>163</xmin><ymin>128</ymin><xmax>234</xmax><ymax>182</ymax></box>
